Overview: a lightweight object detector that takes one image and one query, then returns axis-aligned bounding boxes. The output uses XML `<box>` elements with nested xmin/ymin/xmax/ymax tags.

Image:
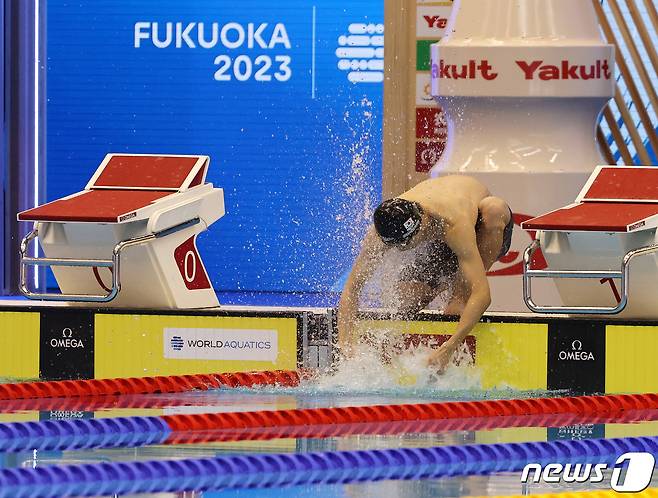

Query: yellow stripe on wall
<box><xmin>474</xmin><ymin>427</ymin><xmax>547</xmax><ymax>445</ymax></box>
<box><xmin>0</xmin><ymin>312</ymin><xmax>40</xmax><ymax>379</ymax></box>
<box><xmin>606</xmin><ymin>325</ymin><xmax>658</xmax><ymax>393</ymax></box>
<box><xmin>604</xmin><ymin>420</ymin><xmax>658</xmax><ymax>438</ymax></box>
<box><xmin>475</xmin><ymin>322</ymin><xmax>547</xmax><ymax>390</ymax></box>
<box><xmin>94</xmin><ymin>314</ymin><xmax>297</xmax><ymax>378</ymax></box>
<box><xmin>0</xmin><ymin>412</ymin><xmax>40</xmax><ymax>423</ymax></box>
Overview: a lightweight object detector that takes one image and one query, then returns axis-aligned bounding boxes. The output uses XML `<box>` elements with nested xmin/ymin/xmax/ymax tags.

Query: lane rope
<box><xmin>166</xmin><ymin>409</ymin><xmax>658</xmax><ymax>444</ymax></box>
<box><xmin>162</xmin><ymin>392</ymin><xmax>658</xmax><ymax>440</ymax></box>
<box><xmin>2</xmin><ymin>435</ymin><xmax>657</xmax><ymax>497</ymax></box>
<box><xmin>0</xmin><ymin>416</ymin><xmax>170</xmax><ymax>452</ymax></box>
<box><xmin>1</xmin><ymin>392</ymin><xmax>658</xmax><ymax>452</ymax></box>
<box><xmin>0</xmin><ymin>370</ymin><xmax>299</xmax><ymax>400</ymax></box>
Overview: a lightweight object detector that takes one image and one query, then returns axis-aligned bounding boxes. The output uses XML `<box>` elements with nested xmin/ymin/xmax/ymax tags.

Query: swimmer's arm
<box><xmin>337</xmin><ymin>228</ymin><xmax>386</xmax><ymax>355</ymax></box>
<box><xmin>440</xmin><ymin>228</ymin><xmax>491</xmax><ymax>348</ymax></box>
<box><xmin>446</xmin><ymin>211</ymin><xmax>508</xmax><ymax>313</ymax></box>
<box><xmin>477</xmin><ymin>210</ymin><xmax>509</xmax><ymax>271</ymax></box>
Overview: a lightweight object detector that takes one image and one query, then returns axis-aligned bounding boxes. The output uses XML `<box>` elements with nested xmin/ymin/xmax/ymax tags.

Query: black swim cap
<box><xmin>373</xmin><ymin>198</ymin><xmax>423</xmax><ymax>245</ymax></box>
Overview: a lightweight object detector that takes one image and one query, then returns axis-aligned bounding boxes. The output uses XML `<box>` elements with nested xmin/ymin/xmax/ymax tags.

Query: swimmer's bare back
<box><xmin>397</xmin><ymin>176</ymin><xmax>490</xmax><ymax>228</ymax></box>
<box><xmin>337</xmin><ymin>174</ymin><xmax>505</xmax><ymax>372</ymax></box>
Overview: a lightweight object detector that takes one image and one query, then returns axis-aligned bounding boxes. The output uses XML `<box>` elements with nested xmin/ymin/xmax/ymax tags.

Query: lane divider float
<box><xmin>0</xmin><ymin>370</ymin><xmax>299</xmax><ymax>400</ymax></box>
<box><xmin>1</xmin><ymin>435</ymin><xmax>658</xmax><ymax>497</ymax></box>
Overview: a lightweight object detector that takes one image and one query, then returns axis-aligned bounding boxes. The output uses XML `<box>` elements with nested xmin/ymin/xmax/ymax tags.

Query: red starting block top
<box><xmin>89</xmin><ymin>154</ymin><xmax>207</xmax><ymax>190</ymax></box>
<box><xmin>18</xmin><ymin>154</ymin><xmax>211</xmax><ymax>223</ymax></box>
<box><xmin>522</xmin><ymin>202</ymin><xmax>658</xmax><ymax>232</ymax></box>
<box><xmin>578</xmin><ymin>166</ymin><xmax>658</xmax><ymax>202</ymax></box>
<box><xmin>18</xmin><ymin>190</ymin><xmax>172</xmax><ymax>223</ymax></box>
<box><xmin>523</xmin><ymin>166</ymin><xmax>658</xmax><ymax>233</ymax></box>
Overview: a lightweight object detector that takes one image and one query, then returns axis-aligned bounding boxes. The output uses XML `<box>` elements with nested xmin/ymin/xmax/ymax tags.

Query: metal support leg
<box><xmin>19</xmin><ymin>218</ymin><xmax>200</xmax><ymax>302</ymax></box>
<box><xmin>522</xmin><ymin>237</ymin><xmax>658</xmax><ymax>314</ymax></box>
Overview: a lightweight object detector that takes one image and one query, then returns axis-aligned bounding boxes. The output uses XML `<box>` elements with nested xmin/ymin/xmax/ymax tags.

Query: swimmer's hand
<box><xmin>427</xmin><ymin>342</ymin><xmax>456</xmax><ymax>374</ymax></box>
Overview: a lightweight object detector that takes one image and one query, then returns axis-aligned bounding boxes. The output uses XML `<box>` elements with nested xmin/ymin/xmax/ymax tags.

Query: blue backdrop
<box><xmin>46</xmin><ymin>0</ymin><xmax>383</xmax><ymax>295</ymax></box>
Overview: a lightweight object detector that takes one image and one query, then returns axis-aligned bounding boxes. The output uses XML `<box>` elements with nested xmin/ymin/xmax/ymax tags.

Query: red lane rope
<box><xmin>166</xmin><ymin>409</ymin><xmax>658</xmax><ymax>445</ymax></box>
<box><xmin>163</xmin><ymin>392</ymin><xmax>658</xmax><ymax>443</ymax></box>
<box><xmin>0</xmin><ymin>370</ymin><xmax>299</xmax><ymax>400</ymax></box>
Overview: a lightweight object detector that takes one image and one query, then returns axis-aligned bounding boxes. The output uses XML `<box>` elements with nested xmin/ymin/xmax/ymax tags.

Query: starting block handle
<box><xmin>19</xmin><ymin>218</ymin><xmax>200</xmax><ymax>303</ymax></box>
<box><xmin>522</xmin><ymin>238</ymin><xmax>658</xmax><ymax>315</ymax></box>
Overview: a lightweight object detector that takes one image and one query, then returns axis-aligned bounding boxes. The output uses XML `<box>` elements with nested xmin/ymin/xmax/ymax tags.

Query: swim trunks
<box><xmin>399</xmin><ymin>207</ymin><xmax>514</xmax><ymax>289</ymax></box>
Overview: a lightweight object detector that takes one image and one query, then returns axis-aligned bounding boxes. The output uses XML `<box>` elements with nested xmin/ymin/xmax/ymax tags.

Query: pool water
<box><xmin>2</xmin><ymin>375</ymin><xmax>658</xmax><ymax>498</ymax></box>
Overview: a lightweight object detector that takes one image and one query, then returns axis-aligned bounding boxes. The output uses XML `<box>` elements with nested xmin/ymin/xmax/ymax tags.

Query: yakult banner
<box><xmin>431</xmin><ymin>46</ymin><xmax>614</xmax><ymax>97</ymax></box>
<box><xmin>46</xmin><ymin>0</ymin><xmax>383</xmax><ymax>295</ymax></box>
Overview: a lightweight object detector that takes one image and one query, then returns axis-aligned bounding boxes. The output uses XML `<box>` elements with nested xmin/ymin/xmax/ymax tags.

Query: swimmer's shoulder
<box><xmin>434</xmin><ymin>175</ymin><xmax>488</xmax><ymax>192</ymax></box>
<box><xmin>402</xmin><ymin>176</ymin><xmax>485</xmax><ymax>226</ymax></box>
<box><xmin>402</xmin><ymin>175</ymin><xmax>488</xmax><ymax>202</ymax></box>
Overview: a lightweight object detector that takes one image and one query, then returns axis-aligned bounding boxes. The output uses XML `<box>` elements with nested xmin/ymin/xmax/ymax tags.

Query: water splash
<box><xmin>331</xmin><ymin>97</ymin><xmax>379</xmax><ymax>291</ymax></box>
<box><xmin>316</xmin><ymin>343</ymin><xmax>481</xmax><ymax>394</ymax></box>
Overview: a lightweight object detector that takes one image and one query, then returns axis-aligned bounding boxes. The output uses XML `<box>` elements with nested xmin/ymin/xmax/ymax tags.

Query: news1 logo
<box><xmin>521</xmin><ymin>453</ymin><xmax>655</xmax><ymax>492</ymax></box>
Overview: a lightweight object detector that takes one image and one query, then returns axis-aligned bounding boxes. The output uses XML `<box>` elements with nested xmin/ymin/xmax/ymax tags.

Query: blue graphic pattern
<box><xmin>170</xmin><ymin>336</ymin><xmax>184</xmax><ymax>351</ymax></box>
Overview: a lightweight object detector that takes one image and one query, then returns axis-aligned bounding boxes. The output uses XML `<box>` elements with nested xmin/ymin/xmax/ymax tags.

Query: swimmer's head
<box><xmin>373</xmin><ymin>198</ymin><xmax>423</xmax><ymax>246</ymax></box>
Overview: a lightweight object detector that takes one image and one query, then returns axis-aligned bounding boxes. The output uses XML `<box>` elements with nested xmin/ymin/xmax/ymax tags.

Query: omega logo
<box><xmin>50</xmin><ymin>327</ymin><xmax>85</xmax><ymax>349</ymax></box>
<box><xmin>558</xmin><ymin>339</ymin><xmax>594</xmax><ymax>361</ymax></box>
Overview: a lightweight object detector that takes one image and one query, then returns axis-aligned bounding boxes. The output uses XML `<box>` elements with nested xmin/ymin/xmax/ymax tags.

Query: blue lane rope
<box><xmin>0</xmin><ymin>417</ymin><xmax>170</xmax><ymax>452</ymax></box>
<box><xmin>1</xmin><ymin>436</ymin><xmax>657</xmax><ymax>497</ymax></box>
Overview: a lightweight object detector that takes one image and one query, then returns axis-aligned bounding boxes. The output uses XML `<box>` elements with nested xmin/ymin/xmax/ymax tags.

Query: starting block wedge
<box><xmin>18</xmin><ymin>154</ymin><xmax>224</xmax><ymax>309</ymax></box>
<box><xmin>521</xmin><ymin>166</ymin><xmax>658</xmax><ymax>317</ymax></box>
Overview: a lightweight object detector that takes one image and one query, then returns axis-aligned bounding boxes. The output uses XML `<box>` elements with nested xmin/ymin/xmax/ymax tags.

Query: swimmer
<box><xmin>337</xmin><ymin>175</ymin><xmax>513</xmax><ymax>373</ymax></box>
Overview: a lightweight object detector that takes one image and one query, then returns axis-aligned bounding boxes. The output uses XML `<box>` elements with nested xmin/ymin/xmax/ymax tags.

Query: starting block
<box><xmin>522</xmin><ymin>166</ymin><xmax>658</xmax><ymax>317</ymax></box>
<box><xmin>18</xmin><ymin>154</ymin><xmax>224</xmax><ymax>309</ymax></box>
